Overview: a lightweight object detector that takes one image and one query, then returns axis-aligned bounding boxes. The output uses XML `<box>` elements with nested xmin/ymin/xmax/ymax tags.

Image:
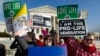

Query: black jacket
<box><xmin>0</xmin><ymin>44</ymin><xmax>5</xmax><ymax>56</ymax></box>
<box><xmin>10</xmin><ymin>36</ymin><xmax>37</xmax><ymax>56</ymax></box>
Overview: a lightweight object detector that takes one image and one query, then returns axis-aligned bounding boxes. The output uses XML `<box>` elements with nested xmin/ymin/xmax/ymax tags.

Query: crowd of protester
<box><xmin>10</xmin><ymin>27</ymin><xmax>100</xmax><ymax>56</ymax></box>
<box><xmin>9</xmin><ymin>27</ymin><xmax>66</xmax><ymax>56</ymax></box>
<box><xmin>0</xmin><ymin>27</ymin><xmax>100</xmax><ymax>56</ymax></box>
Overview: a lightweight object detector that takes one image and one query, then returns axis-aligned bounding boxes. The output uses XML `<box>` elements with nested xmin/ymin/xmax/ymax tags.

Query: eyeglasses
<box><xmin>85</xmin><ymin>39</ymin><xmax>95</xmax><ymax>41</ymax></box>
<box><xmin>48</xmin><ymin>39</ymin><xmax>52</xmax><ymax>41</ymax></box>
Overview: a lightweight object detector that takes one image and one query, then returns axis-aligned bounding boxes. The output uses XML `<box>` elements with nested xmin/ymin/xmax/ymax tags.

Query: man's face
<box><xmin>24</xmin><ymin>35</ymin><xmax>32</xmax><ymax>42</ymax></box>
<box><xmin>83</xmin><ymin>35</ymin><xmax>95</xmax><ymax>47</ymax></box>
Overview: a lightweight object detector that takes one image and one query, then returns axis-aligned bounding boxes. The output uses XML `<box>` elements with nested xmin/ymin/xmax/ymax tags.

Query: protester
<box><xmin>10</xmin><ymin>32</ymin><xmax>37</xmax><ymax>56</ymax></box>
<box><xmin>36</xmin><ymin>35</ymin><xmax>44</xmax><ymax>46</ymax></box>
<box><xmin>41</xmin><ymin>27</ymin><xmax>48</xmax><ymax>37</ymax></box>
<box><xmin>49</xmin><ymin>27</ymin><xmax>57</xmax><ymax>38</ymax></box>
<box><xmin>46</xmin><ymin>28</ymin><xmax>49</xmax><ymax>35</ymax></box>
<box><xmin>0</xmin><ymin>44</ymin><xmax>5</xmax><ymax>56</ymax></box>
<box><xmin>49</xmin><ymin>27</ymin><xmax>57</xmax><ymax>45</ymax></box>
<box><xmin>44</xmin><ymin>35</ymin><xmax>54</xmax><ymax>46</ymax></box>
<box><xmin>63</xmin><ymin>32</ymin><xmax>100</xmax><ymax>56</ymax></box>
<box><xmin>10</xmin><ymin>36</ymin><xmax>27</xmax><ymax>56</ymax></box>
<box><xmin>24</xmin><ymin>32</ymin><xmax>37</xmax><ymax>46</ymax></box>
<box><xmin>54</xmin><ymin>33</ymin><xmax>60</xmax><ymax>46</ymax></box>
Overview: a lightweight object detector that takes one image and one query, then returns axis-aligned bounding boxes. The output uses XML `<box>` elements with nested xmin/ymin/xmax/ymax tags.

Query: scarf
<box><xmin>81</xmin><ymin>42</ymin><xmax>96</xmax><ymax>53</ymax></box>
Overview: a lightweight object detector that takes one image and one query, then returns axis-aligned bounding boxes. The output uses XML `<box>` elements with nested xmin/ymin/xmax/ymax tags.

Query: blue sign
<box><xmin>28</xmin><ymin>46</ymin><xmax>68</xmax><ymax>56</ymax></box>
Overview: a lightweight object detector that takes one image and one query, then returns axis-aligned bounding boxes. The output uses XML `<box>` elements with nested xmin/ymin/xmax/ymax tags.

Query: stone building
<box><xmin>28</xmin><ymin>5</ymin><xmax>58</xmax><ymax>38</ymax></box>
<box><xmin>0</xmin><ymin>21</ymin><xmax>6</xmax><ymax>32</ymax></box>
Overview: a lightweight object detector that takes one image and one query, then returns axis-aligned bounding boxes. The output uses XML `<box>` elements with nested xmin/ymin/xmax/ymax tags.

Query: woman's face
<box><xmin>83</xmin><ymin>35</ymin><xmax>95</xmax><ymax>47</ymax></box>
<box><xmin>45</xmin><ymin>37</ymin><xmax>53</xmax><ymax>46</ymax></box>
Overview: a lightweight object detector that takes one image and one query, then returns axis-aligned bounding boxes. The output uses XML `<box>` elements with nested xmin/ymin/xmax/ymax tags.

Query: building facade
<box><xmin>0</xmin><ymin>21</ymin><xmax>6</xmax><ymax>32</ymax></box>
<box><xmin>28</xmin><ymin>5</ymin><xmax>58</xmax><ymax>38</ymax></box>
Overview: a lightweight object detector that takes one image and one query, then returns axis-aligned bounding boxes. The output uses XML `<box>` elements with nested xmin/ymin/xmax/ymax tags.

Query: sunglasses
<box><xmin>85</xmin><ymin>39</ymin><xmax>95</xmax><ymax>41</ymax></box>
<box><xmin>47</xmin><ymin>39</ymin><xmax>52</xmax><ymax>41</ymax></box>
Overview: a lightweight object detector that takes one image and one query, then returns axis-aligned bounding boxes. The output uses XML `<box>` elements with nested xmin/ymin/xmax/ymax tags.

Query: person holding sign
<box><xmin>63</xmin><ymin>32</ymin><xmax>100</xmax><ymax>56</ymax></box>
<box><xmin>10</xmin><ymin>32</ymin><xmax>37</xmax><ymax>56</ymax></box>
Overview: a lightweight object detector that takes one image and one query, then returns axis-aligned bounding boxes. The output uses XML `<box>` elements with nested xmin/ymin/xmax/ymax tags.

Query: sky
<box><xmin>0</xmin><ymin>0</ymin><xmax>100</xmax><ymax>32</ymax></box>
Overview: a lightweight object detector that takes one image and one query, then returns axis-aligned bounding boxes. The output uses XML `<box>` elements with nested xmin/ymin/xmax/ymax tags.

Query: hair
<box><xmin>44</xmin><ymin>35</ymin><xmax>54</xmax><ymax>46</ymax></box>
<box><xmin>39</xmin><ymin>35</ymin><xmax>44</xmax><ymax>39</ymax></box>
<box><xmin>44</xmin><ymin>35</ymin><xmax>51</xmax><ymax>41</ymax></box>
<box><xmin>27</xmin><ymin>32</ymin><xmax>36</xmax><ymax>40</ymax></box>
<box><xmin>83</xmin><ymin>32</ymin><xmax>95</xmax><ymax>39</ymax></box>
<box><xmin>51</xmin><ymin>27</ymin><xmax>54</xmax><ymax>30</ymax></box>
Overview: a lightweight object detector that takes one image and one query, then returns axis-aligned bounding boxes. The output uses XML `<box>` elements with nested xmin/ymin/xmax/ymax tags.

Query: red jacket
<box><xmin>36</xmin><ymin>39</ymin><xmax>44</xmax><ymax>46</ymax></box>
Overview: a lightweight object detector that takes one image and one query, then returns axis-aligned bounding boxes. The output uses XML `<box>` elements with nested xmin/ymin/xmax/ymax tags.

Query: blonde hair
<box><xmin>84</xmin><ymin>32</ymin><xmax>95</xmax><ymax>39</ymax></box>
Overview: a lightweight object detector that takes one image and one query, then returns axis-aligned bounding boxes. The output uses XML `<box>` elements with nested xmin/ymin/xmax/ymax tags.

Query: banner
<box><xmin>13</xmin><ymin>3</ymin><xmax>31</xmax><ymax>36</ymax></box>
<box><xmin>57</xmin><ymin>4</ymin><xmax>78</xmax><ymax>19</ymax></box>
<box><xmin>32</xmin><ymin>15</ymin><xmax>51</xmax><ymax>27</ymax></box>
<box><xmin>3</xmin><ymin>1</ymin><xmax>21</xmax><ymax>32</ymax></box>
<box><xmin>33</xmin><ymin>15</ymin><xmax>44</xmax><ymax>26</ymax></box>
<box><xmin>59</xmin><ymin>19</ymin><xmax>86</xmax><ymax>37</ymax></box>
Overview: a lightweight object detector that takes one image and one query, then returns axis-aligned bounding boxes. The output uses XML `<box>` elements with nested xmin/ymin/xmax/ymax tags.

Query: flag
<box><xmin>13</xmin><ymin>3</ymin><xmax>31</xmax><ymax>36</ymax></box>
<box><xmin>28</xmin><ymin>17</ymin><xmax>33</xmax><ymax>27</ymax></box>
